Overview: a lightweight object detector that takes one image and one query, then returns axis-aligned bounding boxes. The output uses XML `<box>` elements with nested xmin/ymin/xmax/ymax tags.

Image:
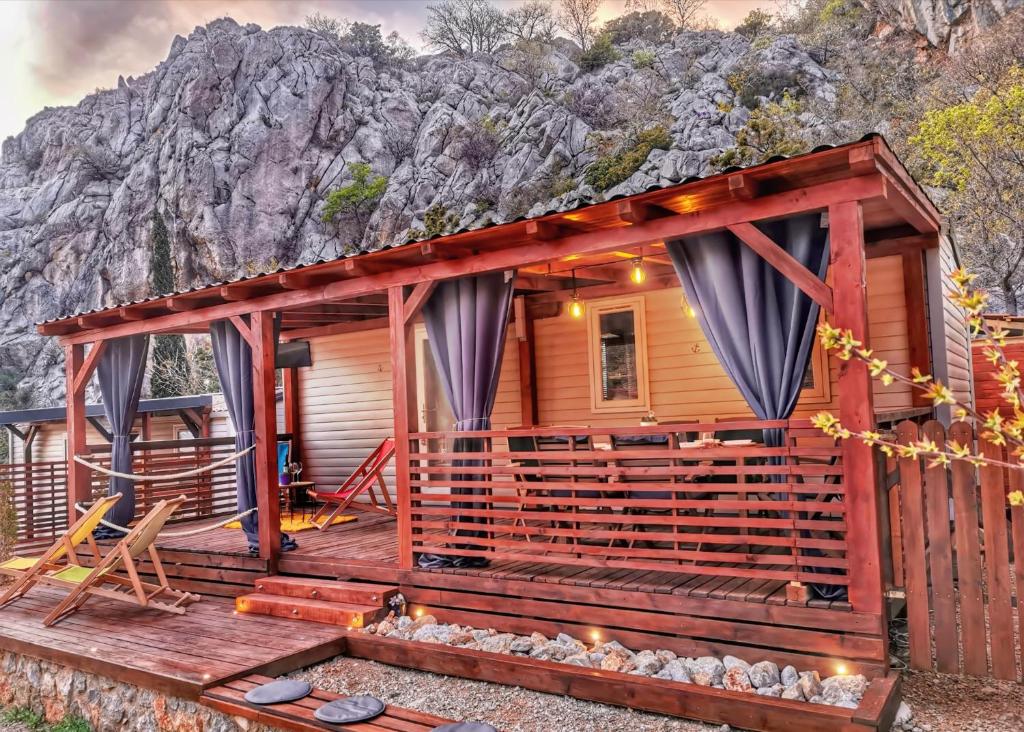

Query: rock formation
<box><xmin>866</xmin><ymin>0</ymin><xmax>1022</xmax><ymax>53</ymax></box>
<box><xmin>0</xmin><ymin>18</ymin><xmax>840</xmax><ymax>401</ymax></box>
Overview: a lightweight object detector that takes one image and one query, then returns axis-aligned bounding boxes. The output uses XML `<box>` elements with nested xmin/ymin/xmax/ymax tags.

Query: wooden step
<box><xmin>235</xmin><ymin>593</ymin><xmax>385</xmax><ymax>628</ymax></box>
<box><xmin>255</xmin><ymin>576</ymin><xmax>398</xmax><ymax>606</ymax></box>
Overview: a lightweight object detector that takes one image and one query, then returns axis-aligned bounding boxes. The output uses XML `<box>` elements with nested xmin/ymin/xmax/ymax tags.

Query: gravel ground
<box><xmin>293</xmin><ymin>656</ymin><xmax>1024</xmax><ymax>732</ymax></box>
<box><xmin>900</xmin><ymin>671</ymin><xmax>1024</xmax><ymax>732</ymax></box>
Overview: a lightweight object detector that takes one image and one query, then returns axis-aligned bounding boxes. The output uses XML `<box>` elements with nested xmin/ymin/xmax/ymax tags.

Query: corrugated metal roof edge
<box><xmin>39</xmin><ymin>133</ymin><xmax>932</xmax><ymax>325</ymax></box>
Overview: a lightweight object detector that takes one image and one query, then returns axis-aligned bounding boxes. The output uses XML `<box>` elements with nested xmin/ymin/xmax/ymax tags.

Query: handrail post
<box><xmin>389</xmin><ymin>286</ymin><xmax>417</xmax><ymax>570</ymax></box>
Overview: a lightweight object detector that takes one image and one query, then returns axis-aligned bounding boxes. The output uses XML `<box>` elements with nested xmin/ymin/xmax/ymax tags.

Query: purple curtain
<box><xmin>666</xmin><ymin>212</ymin><xmax>836</xmax><ymax>597</ymax></box>
<box><xmin>665</xmin><ymin>214</ymin><xmax>829</xmax><ymax>447</ymax></box>
<box><xmin>418</xmin><ymin>271</ymin><xmax>516</xmax><ymax>569</ymax></box>
<box><xmin>94</xmin><ymin>335</ymin><xmax>150</xmax><ymax>536</ymax></box>
<box><xmin>210</xmin><ymin>315</ymin><xmax>295</xmax><ymax>554</ymax></box>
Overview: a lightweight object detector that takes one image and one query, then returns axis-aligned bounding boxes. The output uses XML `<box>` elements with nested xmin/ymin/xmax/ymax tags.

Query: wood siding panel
<box><xmin>937</xmin><ymin>235</ymin><xmax>974</xmax><ymax>408</ymax></box>
<box><xmin>534</xmin><ymin>260</ymin><xmax>911</xmax><ymax>426</ymax></box>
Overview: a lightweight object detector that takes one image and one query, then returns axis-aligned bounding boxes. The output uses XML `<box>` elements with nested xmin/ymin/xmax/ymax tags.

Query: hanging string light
<box><xmin>568</xmin><ymin>269</ymin><xmax>585</xmax><ymax>319</ymax></box>
<box><xmin>680</xmin><ymin>293</ymin><xmax>696</xmax><ymax>318</ymax></box>
<box><xmin>629</xmin><ymin>257</ymin><xmax>646</xmax><ymax>285</ymax></box>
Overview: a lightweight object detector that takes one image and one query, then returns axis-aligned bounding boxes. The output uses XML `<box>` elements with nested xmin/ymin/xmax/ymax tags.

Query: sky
<box><xmin>0</xmin><ymin>0</ymin><xmax>772</xmax><ymax>142</ymax></box>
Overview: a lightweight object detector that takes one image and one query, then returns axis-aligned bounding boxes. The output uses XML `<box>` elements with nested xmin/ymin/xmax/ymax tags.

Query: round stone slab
<box><xmin>243</xmin><ymin>679</ymin><xmax>312</xmax><ymax>705</ymax></box>
<box><xmin>313</xmin><ymin>695</ymin><xmax>386</xmax><ymax>724</ymax></box>
<box><xmin>431</xmin><ymin>724</ymin><xmax>498</xmax><ymax>732</ymax></box>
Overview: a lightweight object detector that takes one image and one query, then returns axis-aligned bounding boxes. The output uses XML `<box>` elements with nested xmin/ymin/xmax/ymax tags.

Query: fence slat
<box><xmin>923</xmin><ymin>421</ymin><xmax>958</xmax><ymax>672</ymax></box>
<box><xmin>896</xmin><ymin>421</ymin><xmax>931</xmax><ymax>670</ymax></box>
<box><xmin>949</xmin><ymin>421</ymin><xmax>988</xmax><ymax>677</ymax></box>
<box><xmin>979</xmin><ymin>438</ymin><xmax>1016</xmax><ymax>680</ymax></box>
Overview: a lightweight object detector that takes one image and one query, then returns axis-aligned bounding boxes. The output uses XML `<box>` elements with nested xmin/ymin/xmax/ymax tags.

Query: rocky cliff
<box><xmin>868</xmin><ymin>0</ymin><xmax>1022</xmax><ymax>52</ymax></box>
<box><xmin>0</xmin><ymin>18</ymin><xmax>841</xmax><ymax>402</ymax></box>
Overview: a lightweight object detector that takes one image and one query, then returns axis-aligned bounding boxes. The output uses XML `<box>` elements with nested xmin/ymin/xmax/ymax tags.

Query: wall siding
<box><xmin>534</xmin><ymin>257</ymin><xmax>913</xmax><ymax>426</ymax></box>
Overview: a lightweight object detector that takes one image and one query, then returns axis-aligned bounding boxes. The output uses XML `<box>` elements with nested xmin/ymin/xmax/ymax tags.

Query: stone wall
<box><xmin>0</xmin><ymin>651</ymin><xmax>272</xmax><ymax>732</ymax></box>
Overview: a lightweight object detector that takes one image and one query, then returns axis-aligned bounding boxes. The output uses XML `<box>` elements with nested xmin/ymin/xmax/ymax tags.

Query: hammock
<box><xmin>75</xmin><ymin>501</ymin><xmax>258</xmax><ymax>538</ymax></box>
<box><xmin>73</xmin><ymin>445</ymin><xmax>254</xmax><ymax>482</ymax></box>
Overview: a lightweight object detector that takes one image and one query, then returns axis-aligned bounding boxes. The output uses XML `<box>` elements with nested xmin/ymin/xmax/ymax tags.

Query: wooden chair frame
<box><xmin>307</xmin><ymin>438</ymin><xmax>397</xmax><ymax>530</ymax></box>
<box><xmin>0</xmin><ymin>493</ymin><xmax>121</xmax><ymax>609</ymax></box>
<box><xmin>38</xmin><ymin>496</ymin><xmax>201</xmax><ymax>627</ymax></box>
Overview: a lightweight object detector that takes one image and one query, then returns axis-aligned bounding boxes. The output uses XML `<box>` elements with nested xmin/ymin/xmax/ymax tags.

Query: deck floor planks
<box><xmin>0</xmin><ymin>587</ymin><xmax>348</xmax><ymax>699</ymax></box>
<box><xmin>150</xmin><ymin>509</ymin><xmax>851</xmax><ymax>609</ymax></box>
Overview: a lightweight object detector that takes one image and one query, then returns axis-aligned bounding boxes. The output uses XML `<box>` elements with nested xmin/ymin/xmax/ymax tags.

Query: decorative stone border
<box><xmin>363</xmin><ymin>613</ymin><xmax>870</xmax><ymax>707</ymax></box>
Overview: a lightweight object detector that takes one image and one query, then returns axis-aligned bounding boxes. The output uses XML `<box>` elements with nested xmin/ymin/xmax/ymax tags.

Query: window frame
<box><xmin>585</xmin><ymin>295</ymin><xmax>651</xmax><ymax>414</ymax></box>
<box><xmin>800</xmin><ymin>335</ymin><xmax>832</xmax><ymax>404</ymax></box>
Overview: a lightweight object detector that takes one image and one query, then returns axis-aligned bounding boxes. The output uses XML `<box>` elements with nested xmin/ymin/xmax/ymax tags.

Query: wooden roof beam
<box><xmin>167</xmin><ymin>296</ymin><xmax>223</xmax><ymax>312</ymax></box>
<box><xmin>878</xmin><ymin>177</ymin><xmax>941</xmax><ymax>234</ymax></box>
<box><xmin>277</xmin><ymin>271</ymin><xmax>334</xmax><ymax>290</ymax></box>
<box><xmin>727</xmin><ymin>173</ymin><xmax>760</xmax><ymax>201</ymax></box>
<box><xmin>220</xmin><ymin>283</ymin><xmax>279</xmax><ymax>301</ymax></box>
<box><xmin>616</xmin><ymin>200</ymin><xmax>674</xmax><ymax>224</ymax></box>
<box><xmin>280</xmin><ymin>316</ymin><xmax>390</xmax><ymax>342</ymax></box>
<box><xmin>525</xmin><ymin>220</ymin><xmax>574</xmax><ymax>240</ymax></box>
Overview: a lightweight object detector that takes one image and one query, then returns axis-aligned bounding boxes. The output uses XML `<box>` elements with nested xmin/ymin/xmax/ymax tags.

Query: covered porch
<box><xmin>31</xmin><ymin>134</ymin><xmax>950</xmax><ymax>731</ymax></box>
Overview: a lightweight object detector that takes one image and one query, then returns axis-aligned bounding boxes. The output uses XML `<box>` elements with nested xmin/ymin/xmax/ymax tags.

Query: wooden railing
<box><xmin>1</xmin><ymin>461</ymin><xmax>68</xmax><ymax>552</ymax></box>
<box><xmin>407</xmin><ymin>419</ymin><xmax>848</xmax><ymax>586</ymax></box>
<box><xmin>87</xmin><ymin>437</ymin><xmax>240</xmax><ymax>524</ymax></box>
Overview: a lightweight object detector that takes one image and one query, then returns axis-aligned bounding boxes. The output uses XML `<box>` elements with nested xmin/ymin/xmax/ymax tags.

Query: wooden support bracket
<box><xmin>73</xmin><ymin>340</ymin><xmax>108</xmax><ymax>396</ymax></box>
<box><xmin>87</xmin><ymin>417</ymin><xmax>113</xmax><ymax>443</ymax></box>
<box><xmin>229</xmin><ymin>315</ymin><xmax>256</xmax><ymax>348</ymax></box>
<box><xmin>726</xmin><ymin>222</ymin><xmax>834</xmax><ymax>313</ymax></box>
<box><xmin>403</xmin><ymin>281</ymin><xmax>438</xmax><ymax>325</ymax></box>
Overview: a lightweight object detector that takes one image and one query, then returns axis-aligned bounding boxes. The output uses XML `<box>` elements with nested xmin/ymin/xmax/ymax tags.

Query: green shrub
<box><xmin>579</xmin><ymin>33</ymin><xmax>620</xmax><ymax>72</ymax></box>
<box><xmin>709</xmin><ymin>93</ymin><xmax>807</xmax><ymax>170</ymax></box>
<box><xmin>604</xmin><ymin>10</ymin><xmax>675</xmax><ymax>44</ymax></box>
<box><xmin>584</xmin><ymin>125</ymin><xmax>672</xmax><ymax>191</ymax></box>
<box><xmin>631</xmin><ymin>50</ymin><xmax>656</xmax><ymax>69</ymax></box>
<box><xmin>408</xmin><ymin>204</ymin><xmax>459</xmax><ymax>240</ymax></box>
<box><xmin>2</xmin><ymin>706</ymin><xmax>45</xmax><ymax>730</ymax></box>
<box><xmin>321</xmin><ymin>163</ymin><xmax>388</xmax><ymax>230</ymax></box>
<box><xmin>51</xmin><ymin>717</ymin><xmax>92</xmax><ymax>732</ymax></box>
<box><xmin>0</xmin><ymin>480</ymin><xmax>16</xmax><ymax>564</ymax></box>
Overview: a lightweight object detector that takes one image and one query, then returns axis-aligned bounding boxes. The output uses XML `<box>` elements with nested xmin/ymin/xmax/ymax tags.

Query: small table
<box><xmin>280</xmin><ymin>480</ymin><xmax>316</xmax><ymax>520</ymax></box>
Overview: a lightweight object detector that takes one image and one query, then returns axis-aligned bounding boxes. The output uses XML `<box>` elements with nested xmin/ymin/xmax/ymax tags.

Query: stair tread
<box><xmin>260</xmin><ymin>576</ymin><xmax>397</xmax><ymax>591</ymax></box>
<box><xmin>237</xmin><ymin>592</ymin><xmax>381</xmax><ymax>613</ymax></box>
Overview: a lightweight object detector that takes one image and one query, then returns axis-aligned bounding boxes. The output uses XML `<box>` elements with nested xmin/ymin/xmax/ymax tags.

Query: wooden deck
<box><xmin>0</xmin><ymin>586</ymin><xmax>347</xmax><ymax>699</ymax></box>
<box><xmin>154</xmin><ymin>508</ymin><xmax>851</xmax><ymax>609</ymax></box>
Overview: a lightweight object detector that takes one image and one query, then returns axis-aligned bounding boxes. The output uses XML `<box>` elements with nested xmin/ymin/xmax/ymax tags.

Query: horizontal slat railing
<box><xmin>407</xmin><ymin>419</ymin><xmax>848</xmax><ymax>585</ymax></box>
<box><xmin>87</xmin><ymin>437</ymin><xmax>240</xmax><ymax>524</ymax></box>
<box><xmin>1</xmin><ymin>461</ymin><xmax>68</xmax><ymax>552</ymax></box>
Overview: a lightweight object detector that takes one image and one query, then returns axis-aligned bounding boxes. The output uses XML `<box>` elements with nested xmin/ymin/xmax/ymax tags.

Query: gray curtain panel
<box><xmin>95</xmin><ymin>335</ymin><xmax>150</xmax><ymax>535</ymax></box>
<box><xmin>210</xmin><ymin>315</ymin><xmax>294</xmax><ymax>553</ymax></box>
<box><xmin>418</xmin><ymin>271</ymin><xmax>516</xmax><ymax>569</ymax></box>
<box><xmin>666</xmin><ymin>213</ymin><xmax>836</xmax><ymax>597</ymax></box>
<box><xmin>665</xmin><ymin>213</ymin><xmax>829</xmax><ymax>446</ymax></box>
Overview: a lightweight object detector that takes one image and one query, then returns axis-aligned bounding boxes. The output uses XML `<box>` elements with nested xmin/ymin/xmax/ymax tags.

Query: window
<box><xmin>800</xmin><ymin>337</ymin><xmax>832</xmax><ymax>403</ymax></box>
<box><xmin>586</xmin><ymin>296</ymin><xmax>650</xmax><ymax>413</ymax></box>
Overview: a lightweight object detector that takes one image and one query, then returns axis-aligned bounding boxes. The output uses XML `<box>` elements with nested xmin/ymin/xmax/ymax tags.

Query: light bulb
<box><xmin>680</xmin><ymin>295</ymin><xmax>696</xmax><ymax>318</ymax></box>
<box><xmin>630</xmin><ymin>257</ymin><xmax>646</xmax><ymax>285</ymax></box>
<box><xmin>569</xmin><ymin>293</ymin><xmax>585</xmax><ymax>319</ymax></box>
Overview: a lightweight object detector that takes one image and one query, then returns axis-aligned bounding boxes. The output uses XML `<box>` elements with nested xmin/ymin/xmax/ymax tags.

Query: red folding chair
<box><xmin>307</xmin><ymin>438</ymin><xmax>396</xmax><ymax>530</ymax></box>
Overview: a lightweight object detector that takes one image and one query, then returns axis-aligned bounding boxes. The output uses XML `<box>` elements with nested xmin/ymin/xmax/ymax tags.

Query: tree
<box><xmin>507</xmin><ymin>0</ymin><xmax>558</xmax><ymax>43</ymax></box>
<box><xmin>150</xmin><ymin>341</ymin><xmax>221</xmax><ymax>397</ymax></box>
<box><xmin>305</xmin><ymin>11</ymin><xmax>345</xmax><ymax>38</ymax></box>
<box><xmin>604</xmin><ymin>10</ymin><xmax>676</xmax><ymax>44</ymax></box>
<box><xmin>423</xmin><ymin>0</ymin><xmax>509</xmax><ymax>56</ymax></box>
<box><xmin>910</xmin><ymin>65</ymin><xmax>1024</xmax><ymax>313</ymax></box>
<box><xmin>579</xmin><ymin>32</ymin><xmax>621</xmax><ymax>71</ymax></box>
<box><xmin>149</xmin><ymin>211</ymin><xmax>191</xmax><ymax>399</ymax></box>
<box><xmin>734</xmin><ymin>8</ymin><xmax>775</xmax><ymax>41</ymax></box>
<box><xmin>321</xmin><ymin>163</ymin><xmax>388</xmax><ymax>232</ymax></box>
<box><xmin>0</xmin><ymin>369</ymin><xmax>33</xmax><ymax>468</ymax></box>
<box><xmin>558</xmin><ymin>0</ymin><xmax>602</xmax><ymax>52</ymax></box>
<box><xmin>625</xmin><ymin>0</ymin><xmax>707</xmax><ymax>30</ymax></box>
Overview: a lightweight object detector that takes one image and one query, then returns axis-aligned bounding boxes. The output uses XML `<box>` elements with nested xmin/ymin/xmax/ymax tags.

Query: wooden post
<box><xmin>23</xmin><ymin>425</ymin><xmax>37</xmax><ymax>540</ymax></box>
<box><xmin>251</xmin><ymin>311</ymin><xmax>282</xmax><ymax>569</ymax></box>
<box><xmin>829</xmin><ymin>200</ymin><xmax>885</xmax><ymax>616</ymax></box>
<box><xmin>901</xmin><ymin>250</ymin><xmax>931</xmax><ymax>408</ymax></box>
<box><xmin>283</xmin><ymin>366</ymin><xmax>302</xmax><ymax>465</ymax></box>
<box><xmin>139</xmin><ymin>412</ymin><xmax>152</xmax><ymax>514</ymax></box>
<box><xmin>64</xmin><ymin>344</ymin><xmax>89</xmax><ymax>527</ymax></box>
<box><xmin>514</xmin><ymin>296</ymin><xmax>537</xmax><ymax>426</ymax></box>
<box><xmin>389</xmin><ymin>286</ymin><xmax>417</xmax><ymax>570</ymax></box>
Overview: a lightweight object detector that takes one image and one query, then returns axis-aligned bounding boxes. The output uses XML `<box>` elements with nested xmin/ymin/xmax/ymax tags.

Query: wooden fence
<box><xmin>888</xmin><ymin>419</ymin><xmax>1022</xmax><ymax>680</ymax></box>
<box><xmin>1</xmin><ymin>461</ymin><xmax>68</xmax><ymax>553</ymax></box>
<box><xmin>86</xmin><ymin>436</ymin><xmax>240</xmax><ymax>523</ymax></box>
<box><xmin>407</xmin><ymin>419</ymin><xmax>849</xmax><ymax>586</ymax></box>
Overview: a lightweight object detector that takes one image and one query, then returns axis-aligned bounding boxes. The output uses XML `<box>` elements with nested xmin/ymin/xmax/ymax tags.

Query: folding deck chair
<box><xmin>0</xmin><ymin>493</ymin><xmax>122</xmax><ymax>608</ymax></box>
<box><xmin>38</xmin><ymin>495</ymin><xmax>201</xmax><ymax>627</ymax></box>
<box><xmin>307</xmin><ymin>438</ymin><xmax>396</xmax><ymax>530</ymax></box>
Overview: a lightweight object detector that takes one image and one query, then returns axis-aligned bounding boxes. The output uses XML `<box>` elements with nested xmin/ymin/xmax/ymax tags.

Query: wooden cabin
<box><xmin>12</xmin><ymin>135</ymin><xmax>960</xmax><ymax>731</ymax></box>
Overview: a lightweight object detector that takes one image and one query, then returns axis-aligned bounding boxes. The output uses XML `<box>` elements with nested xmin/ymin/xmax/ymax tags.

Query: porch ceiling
<box><xmin>39</xmin><ymin>134</ymin><xmax>942</xmax><ymax>342</ymax></box>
